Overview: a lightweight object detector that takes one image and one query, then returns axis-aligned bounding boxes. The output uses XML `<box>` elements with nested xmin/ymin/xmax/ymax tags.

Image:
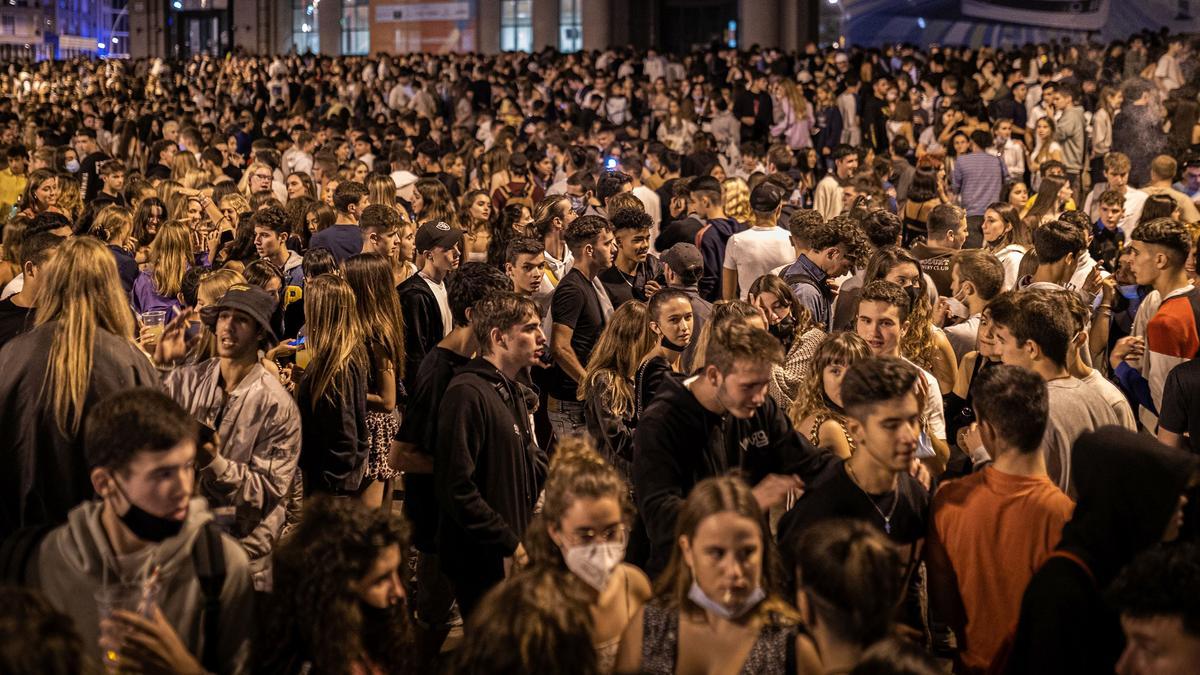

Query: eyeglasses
<box><xmin>253</xmin><ymin>172</ymin><xmax>272</xmax><ymax>180</ymax></box>
<box><xmin>565</xmin><ymin>524</ymin><xmax>627</xmax><ymax>547</ymax></box>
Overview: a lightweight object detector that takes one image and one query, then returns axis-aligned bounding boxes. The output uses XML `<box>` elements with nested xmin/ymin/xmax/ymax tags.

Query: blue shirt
<box><xmin>308</xmin><ymin>224</ymin><xmax>364</xmax><ymax>263</ymax></box>
<box><xmin>952</xmin><ymin>151</ymin><xmax>1008</xmax><ymax>217</ymax></box>
<box><xmin>780</xmin><ymin>255</ymin><xmax>830</xmax><ymax>329</ymax></box>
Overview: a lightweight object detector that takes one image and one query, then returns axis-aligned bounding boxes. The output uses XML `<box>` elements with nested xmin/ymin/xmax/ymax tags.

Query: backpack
<box><xmin>0</xmin><ymin>520</ymin><xmax>227</xmax><ymax>673</ymax></box>
<box><xmin>497</xmin><ymin>181</ymin><xmax>534</xmax><ymax>210</ymax></box>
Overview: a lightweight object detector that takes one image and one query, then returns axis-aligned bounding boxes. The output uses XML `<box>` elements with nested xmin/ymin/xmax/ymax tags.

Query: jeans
<box><xmin>547</xmin><ymin>397</ymin><xmax>587</xmax><ymax>442</ymax></box>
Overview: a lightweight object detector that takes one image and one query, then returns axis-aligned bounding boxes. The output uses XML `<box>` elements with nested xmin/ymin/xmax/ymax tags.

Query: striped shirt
<box><xmin>952</xmin><ymin>151</ymin><xmax>1008</xmax><ymax>217</ymax></box>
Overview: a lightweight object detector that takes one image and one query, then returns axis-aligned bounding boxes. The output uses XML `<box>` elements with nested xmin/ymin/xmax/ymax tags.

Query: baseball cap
<box><xmin>750</xmin><ymin>183</ymin><xmax>784</xmax><ymax>213</ymax></box>
<box><xmin>415</xmin><ymin>220</ymin><xmax>464</xmax><ymax>253</ymax></box>
<box><xmin>509</xmin><ymin>152</ymin><xmax>529</xmax><ymax>172</ymax></box>
<box><xmin>391</xmin><ymin>170</ymin><xmax>418</xmax><ymax>202</ymax></box>
<box><xmin>661</xmin><ymin>242</ymin><xmax>703</xmax><ymax>276</ymax></box>
<box><xmin>200</xmin><ymin>284</ymin><xmax>279</xmax><ymax>344</ymax></box>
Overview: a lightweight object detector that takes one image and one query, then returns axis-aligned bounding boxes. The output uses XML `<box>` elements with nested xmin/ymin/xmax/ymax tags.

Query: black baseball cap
<box><xmin>200</xmin><ymin>284</ymin><xmax>278</xmax><ymax>344</ymax></box>
<box><xmin>415</xmin><ymin>220</ymin><xmax>464</xmax><ymax>253</ymax></box>
<box><xmin>750</xmin><ymin>183</ymin><xmax>784</xmax><ymax>213</ymax></box>
<box><xmin>661</xmin><ymin>242</ymin><xmax>704</xmax><ymax>276</ymax></box>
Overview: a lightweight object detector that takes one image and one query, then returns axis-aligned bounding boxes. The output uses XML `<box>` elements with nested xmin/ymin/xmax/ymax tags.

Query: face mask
<box><xmin>943</xmin><ymin>296</ymin><xmax>968</xmax><ymax>320</ymax></box>
<box><xmin>568</xmin><ymin>195</ymin><xmax>586</xmax><ymax>216</ymax></box>
<box><xmin>687</xmin><ymin>581</ymin><xmax>765</xmax><ymax>620</ymax></box>
<box><xmin>768</xmin><ymin>314</ymin><xmax>796</xmax><ymax>343</ymax></box>
<box><xmin>660</xmin><ymin>335</ymin><xmax>688</xmax><ymax>352</ymax></box>
<box><xmin>112</xmin><ymin>480</ymin><xmax>186</xmax><ymax>543</ymax></box>
<box><xmin>178</xmin><ymin>143</ymin><xmax>187</xmax><ymax>152</ymax></box>
<box><xmin>564</xmin><ymin>541</ymin><xmax>626</xmax><ymax>592</ymax></box>
<box><xmin>904</xmin><ymin>284</ymin><xmax>922</xmax><ymax>309</ymax></box>
<box><xmin>64</xmin><ymin>159</ymin><xmax>79</xmax><ymax>173</ymax></box>
<box><xmin>359</xmin><ymin>601</ymin><xmax>401</xmax><ymax>625</ymax></box>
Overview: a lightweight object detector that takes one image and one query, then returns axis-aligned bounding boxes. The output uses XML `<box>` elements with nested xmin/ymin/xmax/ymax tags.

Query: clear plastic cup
<box><xmin>141</xmin><ymin>310</ymin><xmax>167</xmax><ymax>341</ymax></box>
<box><xmin>95</xmin><ymin>581</ymin><xmax>159</xmax><ymax>672</ymax></box>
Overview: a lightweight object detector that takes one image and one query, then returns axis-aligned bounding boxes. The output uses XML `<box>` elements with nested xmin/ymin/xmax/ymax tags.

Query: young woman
<box><xmin>901</xmin><ymin>168</ymin><xmax>944</xmax><ymax>245</ymax></box>
<box><xmin>392</xmin><ymin>218</ymin><xmax>418</xmax><ymax>286</ymax></box>
<box><xmin>792</xmin><ymin>519</ymin><xmax>904</xmax><ymax>674</ymax></box>
<box><xmin>721</xmin><ymin>177</ymin><xmax>752</xmax><ymax>225</ymax></box>
<box><xmin>581</xmin><ymin>301</ymin><xmax>657</xmax><ymax>483</ymax></box>
<box><xmin>946</xmin><ymin>300</ymin><xmax>1004</xmax><ymax>454</ymax></box>
<box><xmin>634</xmin><ymin>290</ymin><xmax>695</xmax><ymax>418</ymax></box>
<box><xmin>305</xmin><ymin>200</ymin><xmax>337</xmax><ymax>236</ymax></box>
<box><xmin>1028</xmin><ymin>117</ymin><xmax>1064</xmax><ymax>188</ymax></box>
<box><xmin>460</xmin><ymin>189</ymin><xmax>493</xmax><ymax>263</ymax></box>
<box><xmin>981</xmin><ymin>201</ymin><xmax>1031</xmax><ymax>290</ymax></box>
<box><xmin>54</xmin><ymin>173</ymin><xmax>83</xmax><ymax>222</ymax></box>
<box><xmin>747</xmin><ymin>275</ymin><xmax>826</xmax><ymax>411</ymax></box>
<box><xmin>1021</xmin><ymin>175</ymin><xmax>1071</xmax><ymax>227</ymax></box>
<box><xmin>525</xmin><ymin>435</ymin><xmax>654</xmax><ymax>673</ymax></box>
<box><xmin>770</xmin><ymin>79</ymin><xmax>815</xmax><ymax>151</ymax></box>
<box><xmin>1090</xmin><ymin>86</ymin><xmax>1123</xmax><ymax>184</ymax></box>
<box><xmin>344</xmin><ymin>254</ymin><xmax>406</xmax><ymax>510</ymax></box>
<box><xmin>789</xmin><ymin>332</ymin><xmax>872</xmax><ymax>459</ymax></box>
<box><xmin>367</xmin><ymin>174</ymin><xmax>398</xmax><ymax>211</ymax></box>
<box><xmin>296</xmin><ymin>274</ymin><xmax>370</xmax><ymax>497</ymax></box>
<box><xmin>485</xmin><ymin>202</ymin><xmax>531</xmax><ymax>268</ymax></box>
<box><xmin>286</xmin><ymin>171</ymin><xmax>317</xmax><ymax>202</ymax></box>
<box><xmin>688</xmin><ymin>300</ymin><xmax>766</xmax><ymax>371</ymax></box>
<box><xmin>614</xmin><ymin>476</ymin><xmax>820</xmax><ymax>675</ymax></box>
<box><xmin>132</xmin><ymin>220</ymin><xmax>191</xmax><ymax>318</ymax></box>
<box><xmin>259</xmin><ymin>497</ymin><xmax>414</xmax><ymax>675</ymax></box>
<box><xmin>15</xmin><ymin>169</ymin><xmax>59</xmax><ymax>219</ymax></box>
<box><xmin>0</xmin><ymin>215</ymin><xmax>27</xmax><ymax>290</ymax></box>
<box><xmin>89</xmin><ymin>205</ymin><xmax>139</xmax><ymax>293</ymax></box>
<box><xmin>1002</xmin><ymin>178</ymin><xmax>1030</xmax><ymax>211</ymax></box>
<box><xmin>0</xmin><ymin>237</ymin><xmax>160</xmax><ymax>527</ymax></box>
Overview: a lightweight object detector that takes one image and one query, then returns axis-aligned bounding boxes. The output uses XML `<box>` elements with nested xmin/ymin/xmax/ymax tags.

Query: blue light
<box><xmin>917</xmin><ymin>16</ymin><xmax>926</xmax><ymax>28</ymax></box>
<box><xmin>305</xmin><ymin>5</ymin><xmax>312</xmax><ymax>13</ymax></box>
<box><xmin>171</xmin><ymin>0</ymin><xmax>181</xmax><ymax>8</ymax></box>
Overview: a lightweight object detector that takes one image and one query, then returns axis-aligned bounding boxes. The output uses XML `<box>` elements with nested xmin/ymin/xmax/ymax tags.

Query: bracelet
<box><xmin>1095</xmin><ymin>303</ymin><xmax>1112</xmax><ymax>311</ymax></box>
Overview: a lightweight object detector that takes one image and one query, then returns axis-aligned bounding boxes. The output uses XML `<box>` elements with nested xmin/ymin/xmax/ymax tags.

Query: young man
<box><xmin>160</xmin><ymin>285</ymin><xmax>301</xmax><ymax>590</ymax></box>
<box><xmin>308</xmin><ymin>180</ymin><xmax>368</xmax><ymax>262</ymax></box>
<box><xmin>0</xmin><ymin>231</ymin><xmax>61</xmax><ymax>349</ymax></box>
<box><xmin>813</xmin><ymin>144</ymin><xmax>859</xmax><ymax>221</ymax></box>
<box><xmin>634</xmin><ymin>317</ymin><xmax>824</xmax><ymax>577</ymax></box>
<box><xmin>1112</xmin><ymin>217</ymin><xmax>1197</xmax><ymax>431</ymax></box>
<box><xmin>854</xmin><ymin>280</ymin><xmax>949</xmax><ymax>469</ymax></box>
<box><xmin>990</xmin><ymin>290</ymin><xmax>1127</xmax><ymax>494</ymax></box>
<box><xmin>1089</xmin><ymin>189</ymin><xmax>1128</xmax><ymax>272</ymax></box>
<box><xmin>1021</xmin><ymin>218</ymin><xmax>1087</xmax><ymax>291</ymax></box>
<box><xmin>598</xmin><ymin>207</ymin><xmax>662</xmax><ymax>307</ymax></box>
<box><xmin>777</xmin><ymin>356</ymin><xmax>929</xmax><ymax>560</ymax></box>
<box><xmin>505</xmin><ymin>237</ymin><xmax>546</xmax><ymax>298</ymax></box>
<box><xmin>1050</xmin><ymin>83</ymin><xmax>1086</xmax><ymax>196</ymax></box>
<box><xmin>951</xmin><ymin>130</ymin><xmax>1007</xmax><ymax>246</ymax></box>
<box><xmin>396</xmin><ymin>263</ymin><xmax>511</xmax><ymax>645</ymax></box>
<box><xmin>546</xmin><ymin>215</ymin><xmax>614</xmax><ymax>438</ymax></box>
<box><xmin>89</xmin><ymin>159</ymin><xmax>127</xmax><ymax>208</ymax></box>
<box><xmin>911</xmin><ymin>204</ymin><xmax>968</xmax><ymax>297</ymax></box>
<box><xmin>435</xmin><ymin>292</ymin><xmax>548</xmax><ymax>618</ymax></box>
<box><xmin>1108</xmin><ymin>543</ymin><xmax>1200</xmax><ymax>674</ymax></box>
<box><xmin>0</xmin><ymin>144</ymin><xmax>27</xmax><ymax>211</ymax></box>
<box><xmin>690</xmin><ymin>175</ymin><xmax>741</xmax><ymax>302</ymax></box>
<box><xmin>991</xmin><ymin>118</ymin><xmax>1026</xmax><ymax>181</ymax></box>
<box><xmin>251</xmin><ymin>205</ymin><xmax>303</xmax><ymax>287</ymax></box>
<box><xmin>398</xmin><ymin>220</ymin><xmax>464</xmax><ymax>390</ymax></box>
<box><xmin>936</xmin><ymin>248</ymin><xmax>1004</xmax><ymax>361</ymax></box>
<box><xmin>1082</xmin><ymin>152</ymin><xmax>1147</xmax><ymax>236</ymax></box>
<box><xmin>925</xmin><ymin>365</ymin><xmax>1073</xmax><ymax>672</ymax></box>
<box><xmin>776</xmin><ymin>211</ymin><xmax>859</xmax><ymax>330</ymax></box>
<box><xmin>29</xmin><ymin>388</ymin><xmax>254</xmax><ymax>675</ymax></box>
<box><xmin>358</xmin><ymin>203</ymin><xmax>401</xmax><ymax>260</ymax></box>
<box><xmin>531</xmin><ymin>195</ymin><xmax>577</xmax><ymax>293</ymax></box>
<box><xmin>1142</xmin><ymin>155</ymin><xmax>1200</xmax><ymax>223</ymax></box>
<box><xmin>721</xmin><ymin>182</ymin><xmax>792</xmax><ymax>300</ymax></box>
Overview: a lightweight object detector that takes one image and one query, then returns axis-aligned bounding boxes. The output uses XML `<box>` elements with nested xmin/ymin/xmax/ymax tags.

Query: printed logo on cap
<box><xmin>436</xmin><ymin>222</ymin><xmax>451</xmax><ymax>231</ymax></box>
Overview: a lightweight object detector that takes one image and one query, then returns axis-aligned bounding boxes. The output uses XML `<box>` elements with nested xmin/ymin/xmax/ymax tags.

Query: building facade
<box><xmin>0</xmin><ymin>0</ymin><xmax>130</xmax><ymax>59</ymax></box>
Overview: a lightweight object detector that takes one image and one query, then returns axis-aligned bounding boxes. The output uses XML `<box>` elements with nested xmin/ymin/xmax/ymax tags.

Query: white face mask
<box><xmin>687</xmin><ymin>581</ymin><xmax>765</xmax><ymax>620</ymax></box>
<box><xmin>64</xmin><ymin>159</ymin><xmax>80</xmax><ymax>173</ymax></box>
<box><xmin>564</xmin><ymin>541</ymin><xmax>626</xmax><ymax>592</ymax></box>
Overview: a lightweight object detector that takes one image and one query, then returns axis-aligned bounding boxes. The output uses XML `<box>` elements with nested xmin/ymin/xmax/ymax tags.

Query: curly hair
<box><xmin>789</xmin><ymin>332</ymin><xmax>872</xmax><ymax>427</ymax></box>
<box><xmin>258</xmin><ymin>497</ymin><xmax>413</xmax><ymax>675</ymax></box>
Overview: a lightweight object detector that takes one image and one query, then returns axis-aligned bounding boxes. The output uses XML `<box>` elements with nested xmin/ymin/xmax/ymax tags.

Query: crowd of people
<box><xmin>2</xmin><ymin>26</ymin><xmax>1200</xmax><ymax>674</ymax></box>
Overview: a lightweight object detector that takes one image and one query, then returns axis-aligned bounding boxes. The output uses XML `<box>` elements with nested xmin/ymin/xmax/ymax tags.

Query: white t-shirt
<box><xmin>1156</xmin><ymin>53</ymin><xmax>1183</xmax><ymax>92</ymax></box>
<box><xmin>420</xmin><ymin>272</ymin><xmax>453</xmax><ymax>338</ymax></box>
<box><xmin>723</xmin><ymin>226</ymin><xmax>794</xmax><ymax>297</ymax></box>
<box><xmin>901</xmin><ymin>357</ymin><xmax>947</xmax><ymax>459</ymax></box>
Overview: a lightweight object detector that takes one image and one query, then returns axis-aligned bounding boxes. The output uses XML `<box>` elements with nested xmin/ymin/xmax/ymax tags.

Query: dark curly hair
<box><xmin>256</xmin><ymin>497</ymin><xmax>413</xmax><ymax>675</ymax></box>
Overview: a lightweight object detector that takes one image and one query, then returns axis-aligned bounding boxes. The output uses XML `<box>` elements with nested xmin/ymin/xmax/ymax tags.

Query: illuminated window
<box><xmin>559</xmin><ymin>0</ymin><xmax>580</xmax><ymax>52</ymax></box>
<box><xmin>500</xmin><ymin>0</ymin><xmax>531</xmax><ymax>52</ymax></box>
<box><xmin>341</xmin><ymin>0</ymin><xmax>368</xmax><ymax>55</ymax></box>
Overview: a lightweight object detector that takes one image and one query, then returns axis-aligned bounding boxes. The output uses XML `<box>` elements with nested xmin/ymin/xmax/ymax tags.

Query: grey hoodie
<box><xmin>30</xmin><ymin>498</ymin><xmax>254</xmax><ymax>675</ymax></box>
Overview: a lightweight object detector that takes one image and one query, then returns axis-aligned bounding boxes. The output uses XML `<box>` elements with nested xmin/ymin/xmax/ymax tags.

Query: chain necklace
<box><xmin>844</xmin><ymin>462</ymin><xmax>899</xmax><ymax>535</ymax></box>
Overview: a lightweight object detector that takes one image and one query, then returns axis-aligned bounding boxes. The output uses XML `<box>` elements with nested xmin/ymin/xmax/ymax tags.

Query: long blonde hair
<box><xmin>367</xmin><ymin>174</ymin><xmax>398</xmax><ymax>211</ymax></box>
<box><xmin>149</xmin><ymin>220</ymin><xmax>191</xmax><ymax>298</ymax></box>
<box><xmin>35</xmin><ymin>237</ymin><xmax>136</xmax><ymax>434</ymax></box>
<box><xmin>722</xmin><ymin>177</ymin><xmax>751</xmax><ymax>223</ymax></box>
<box><xmin>304</xmin><ymin>273</ymin><xmax>366</xmax><ymax>408</ymax></box>
<box><xmin>578</xmin><ymin>301</ymin><xmax>656</xmax><ymax>415</ymax></box>
<box><xmin>89</xmin><ymin>205</ymin><xmax>133</xmax><ymax>246</ymax></box>
<box><xmin>779</xmin><ymin>79</ymin><xmax>809</xmax><ymax>119</ymax></box>
<box><xmin>789</xmin><ymin>332</ymin><xmax>872</xmax><ymax>427</ymax></box>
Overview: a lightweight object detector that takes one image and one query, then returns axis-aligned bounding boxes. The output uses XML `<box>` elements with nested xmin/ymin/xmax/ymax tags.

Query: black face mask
<box><xmin>113</xmin><ymin>481</ymin><xmax>186</xmax><ymax>543</ymax></box>
<box><xmin>660</xmin><ymin>335</ymin><xmax>688</xmax><ymax>352</ymax></box>
<box><xmin>768</xmin><ymin>315</ymin><xmax>797</xmax><ymax>344</ymax></box>
<box><xmin>904</xmin><ymin>284</ymin><xmax>922</xmax><ymax>309</ymax></box>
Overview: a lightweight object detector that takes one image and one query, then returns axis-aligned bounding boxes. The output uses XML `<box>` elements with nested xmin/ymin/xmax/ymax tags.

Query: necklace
<box><xmin>844</xmin><ymin>462</ymin><xmax>899</xmax><ymax>535</ymax></box>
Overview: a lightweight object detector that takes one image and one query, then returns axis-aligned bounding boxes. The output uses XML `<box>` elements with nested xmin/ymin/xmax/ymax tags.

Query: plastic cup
<box><xmin>141</xmin><ymin>310</ymin><xmax>167</xmax><ymax>341</ymax></box>
<box><xmin>95</xmin><ymin>581</ymin><xmax>159</xmax><ymax>671</ymax></box>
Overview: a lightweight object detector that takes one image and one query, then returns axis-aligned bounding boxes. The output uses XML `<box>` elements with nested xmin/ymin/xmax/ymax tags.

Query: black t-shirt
<box><xmin>598</xmin><ymin>256</ymin><xmax>664</xmax><ymax>309</ymax></box>
<box><xmin>547</xmin><ymin>268</ymin><xmax>606</xmax><ymax>400</ymax></box>
<box><xmin>777</xmin><ymin>457</ymin><xmax>929</xmax><ymax>560</ymax></box>
<box><xmin>0</xmin><ymin>297</ymin><xmax>33</xmax><ymax>351</ymax></box>
<box><xmin>1159</xmin><ymin>360</ymin><xmax>1200</xmax><ymax>454</ymax></box>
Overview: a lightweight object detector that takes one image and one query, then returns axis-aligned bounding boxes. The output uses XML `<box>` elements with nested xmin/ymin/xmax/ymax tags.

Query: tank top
<box><xmin>639</xmin><ymin>599</ymin><xmax>799</xmax><ymax>675</ymax></box>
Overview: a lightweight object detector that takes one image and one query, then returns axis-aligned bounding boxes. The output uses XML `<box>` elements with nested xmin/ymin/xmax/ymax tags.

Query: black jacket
<box><xmin>296</xmin><ymin>352</ymin><xmax>369</xmax><ymax>496</ymax></box>
<box><xmin>632</xmin><ymin>375</ymin><xmax>827</xmax><ymax>576</ymax></box>
<box><xmin>1006</xmin><ymin>427</ymin><xmax>1198</xmax><ymax>674</ymax></box>
<box><xmin>435</xmin><ymin>359</ymin><xmax>548</xmax><ymax>568</ymax></box>
<box><xmin>397</xmin><ymin>273</ymin><xmax>444</xmax><ymax>392</ymax></box>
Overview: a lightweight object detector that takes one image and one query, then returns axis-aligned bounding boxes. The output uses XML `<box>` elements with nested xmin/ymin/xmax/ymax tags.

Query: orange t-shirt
<box><xmin>929</xmin><ymin>467</ymin><xmax>1074</xmax><ymax>671</ymax></box>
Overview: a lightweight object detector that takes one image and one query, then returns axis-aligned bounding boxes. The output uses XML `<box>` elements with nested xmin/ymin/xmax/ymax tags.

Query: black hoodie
<box><xmin>1005</xmin><ymin>426</ymin><xmax>1198</xmax><ymax>675</ymax></box>
<box><xmin>632</xmin><ymin>374</ymin><xmax>828</xmax><ymax>577</ymax></box>
<box><xmin>435</xmin><ymin>358</ymin><xmax>548</xmax><ymax>575</ymax></box>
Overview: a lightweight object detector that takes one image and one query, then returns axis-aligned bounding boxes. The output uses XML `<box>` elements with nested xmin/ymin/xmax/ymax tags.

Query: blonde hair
<box><xmin>789</xmin><ymin>332</ymin><xmax>872</xmax><ymax>426</ymax></box>
<box><xmin>779</xmin><ymin>79</ymin><xmax>809</xmax><ymax>119</ymax></box>
<box><xmin>55</xmin><ymin>173</ymin><xmax>83</xmax><ymax>221</ymax></box>
<box><xmin>578</xmin><ymin>301</ymin><xmax>656</xmax><ymax>415</ymax></box>
<box><xmin>89</xmin><ymin>205</ymin><xmax>133</xmax><ymax>245</ymax></box>
<box><xmin>367</xmin><ymin>174</ymin><xmax>398</xmax><ymax>210</ymax></box>
<box><xmin>304</xmin><ymin>273</ymin><xmax>366</xmax><ymax>407</ymax></box>
<box><xmin>157</xmin><ymin>180</ymin><xmax>187</xmax><ymax>220</ymax></box>
<box><xmin>187</xmin><ymin>268</ymin><xmax>247</xmax><ymax>362</ymax></box>
<box><xmin>34</xmin><ymin>237</ymin><xmax>136</xmax><ymax>434</ymax></box>
<box><xmin>722</xmin><ymin>177</ymin><xmax>751</xmax><ymax>223</ymax></box>
<box><xmin>170</xmin><ymin>151</ymin><xmax>199</xmax><ymax>183</ymax></box>
<box><xmin>149</xmin><ymin>220</ymin><xmax>192</xmax><ymax>298</ymax></box>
